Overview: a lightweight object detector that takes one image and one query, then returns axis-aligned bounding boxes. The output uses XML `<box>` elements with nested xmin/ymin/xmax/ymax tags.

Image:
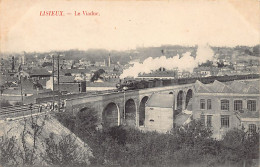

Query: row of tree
<box><xmin>1</xmin><ymin>107</ymin><xmax>258</xmax><ymax>166</ymax></box>
<box><xmin>55</xmin><ymin>108</ymin><xmax>259</xmax><ymax>167</ymax></box>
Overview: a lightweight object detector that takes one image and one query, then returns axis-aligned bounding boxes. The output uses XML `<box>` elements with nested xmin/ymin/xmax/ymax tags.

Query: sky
<box><xmin>0</xmin><ymin>0</ymin><xmax>259</xmax><ymax>53</ymax></box>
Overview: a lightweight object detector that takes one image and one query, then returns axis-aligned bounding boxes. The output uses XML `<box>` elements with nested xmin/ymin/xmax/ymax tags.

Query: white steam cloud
<box><xmin>120</xmin><ymin>44</ymin><xmax>215</xmax><ymax>78</ymax></box>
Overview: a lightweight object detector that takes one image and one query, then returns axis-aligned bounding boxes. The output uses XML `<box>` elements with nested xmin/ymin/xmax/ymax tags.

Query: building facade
<box><xmin>192</xmin><ymin>80</ymin><xmax>259</xmax><ymax>139</ymax></box>
<box><xmin>144</xmin><ymin>93</ymin><xmax>175</xmax><ymax>133</ymax></box>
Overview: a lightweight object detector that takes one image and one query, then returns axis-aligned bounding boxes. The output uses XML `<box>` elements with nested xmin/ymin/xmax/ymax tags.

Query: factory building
<box><xmin>192</xmin><ymin>79</ymin><xmax>259</xmax><ymax>139</ymax></box>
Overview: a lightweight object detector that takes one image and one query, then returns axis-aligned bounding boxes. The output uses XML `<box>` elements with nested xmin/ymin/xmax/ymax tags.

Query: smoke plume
<box><xmin>120</xmin><ymin>44</ymin><xmax>215</xmax><ymax>78</ymax></box>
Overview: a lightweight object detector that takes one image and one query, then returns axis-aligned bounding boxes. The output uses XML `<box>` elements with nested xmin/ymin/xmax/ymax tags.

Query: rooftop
<box><xmin>26</xmin><ymin>68</ymin><xmax>51</xmax><ymax>76</ymax></box>
<box><xmin>86</xmin><ymin>81</ymin><xmax>117</xmax><ymax>87</ymax></box>
<box><xmin>194</xmin><ymin>79</ymin><xmax>259</xmax><ymax>94</ymax></box>
<box><xmin>239</xmin><ymin>111</ymin><xmax>259</xmax><ymax>118</ymax></box>
<box><xmin>138</xmin><ymin>71</ymin><xmax>176</xmax><ymax>78</ymax></box>
<box><xmin>146</xmin><ymin>93</ymin><xmax>174</xmax><ymax>108</ymax></box>
<box><xmin>59</xmin><ymin>76</ymin><xmax>76</xmax><ymax>83</ymax></box>
<box><xmin>61</xmin><ymin>69</ymin><xmax>91</xmax><ymax>74</ymax></box>
<box><xmin>175</xmin><ymin>113</ymin><xmax>192</xmax><ymax>126</ymax></box>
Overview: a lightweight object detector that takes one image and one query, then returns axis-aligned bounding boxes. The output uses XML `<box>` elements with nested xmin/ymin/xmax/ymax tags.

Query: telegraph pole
<box><xmin>52</xmin><ymin>54</ymin><xmax>55</xmax><ymax>110</ymax></box>
<box><xmin>57</xmin><ymin>54</ymin><xmax>60</xmax><ymax>112</ymax></box>
<box><xmin>19</xmin><ymin>57</ymin><xmax>23</xmax><ymax>104</ymax></box>
<box><xmin>50</xmin><ymin>53</ymin><xmax>61</xmax><ymax>112</ymax></box>
<box><xmin>20</xmin><ymin>72</ymin><xmax>23</xmax><ymax>104</ymax></box>
<box><xmin>123</xmin><ymin>86</ymin><xmax>127</xmax><ymax>125</ymax></box>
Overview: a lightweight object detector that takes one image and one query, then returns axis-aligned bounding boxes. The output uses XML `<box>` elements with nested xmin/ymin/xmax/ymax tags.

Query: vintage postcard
<box><xmin>0</xmin><ymin>0</ymin><xmax>259</xmax><ymax>166</ymax></box>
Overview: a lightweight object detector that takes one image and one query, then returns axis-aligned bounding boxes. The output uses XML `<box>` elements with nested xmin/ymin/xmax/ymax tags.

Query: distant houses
<box><xmin>12</xmin><ymin>68</ymin><xmax>51</xmax><ymax>80</ymax></box>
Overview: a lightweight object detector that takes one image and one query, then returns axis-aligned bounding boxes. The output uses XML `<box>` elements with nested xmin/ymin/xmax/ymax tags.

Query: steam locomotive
<box><xmin>116</xmin><ymin>74</ymin><xmax>260</xmax><ymax>91</ymax></box>
<box><xmin>116</xmin><ymin>79</ymin><xmax>163</xmax><ymax>90</ymax></box>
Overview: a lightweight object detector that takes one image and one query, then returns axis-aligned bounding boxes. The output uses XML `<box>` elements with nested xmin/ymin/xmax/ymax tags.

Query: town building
<box><xmin>46</xmin><ymin>76</ymin><xmax>86</xmax><ymax>93</ymax></box>
<box><xmin>144</xmin><ymin>93</ymin><xmax>175</xmax><ymax>132</ymax></box>
<box><xmin>192</xmin><ymin>79</ymin><xmax>259</xmax><ymax>139</ymax></box>
<box><xmin>85</xmin><ymin>81</ymin><xmax>116</xmax><ymax>91</ymax></box>
<box><xmin>26</xmin><ymin>68</ymin><xmax>52</xmax><ymax>80</ymax></box>
<box><xmin>137</xmin><ymin>70</ymin><xmax>177</xmax><ymax>80</ymax></box>
<box><xmin>1</xmin><ymin>79</ymin><xmax>48</xmax><ymax>104</ymax></box>
<box><xmin>60</xmin><ymin>69</ymin><xmax>91</xmax><ymax>81</ymax></box>
<box><xmin>193</xmin><ymin>66</ymin><xmax>219</xmax><ymax>77</ymax></box>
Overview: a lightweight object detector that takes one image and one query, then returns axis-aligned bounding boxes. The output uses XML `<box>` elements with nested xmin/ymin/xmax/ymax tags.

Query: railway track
<box><xmin>0</xmin><ymin>104</ymin><xmax>44</xmax><ymax>120</ymax></box>
<box><xmin>2</xmin><ymin>75</ymin><xmax>259</xmax><ymax>120</ymax></box>
<box><xmin>0</xmin><ymin>89</ymin><xmax>120</xmax><ymax>120</ymax></box>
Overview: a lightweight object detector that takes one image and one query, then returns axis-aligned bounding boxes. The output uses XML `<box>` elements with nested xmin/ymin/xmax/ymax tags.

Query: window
<box><xmin>200</xmin><ymin>99</ymin><xmax>205</xmax><ymax>109</ymax></box>
<box><xmin>200</xmin><ymin>114</ymin><xmax>205</xmax><ymax>125</ymax></box>
<box><xmin>234</xmin><ymin>100</ymin><xmax>243</xmax><ymax>111</ymax></box>
<box><xmin>207</xmin><ymin>99</ymin><xmax>212</xmax><ymax>110</ymax></box>
<box><xmin>247</xmin><ymin>100</ymin><xmax>256</xmax><ymax>111</ymax></box>
<box><xmin>249</xmin><ymin>124</ymin><xmax>256</xmax><ymax>133</ymax></box>
<box><xmin>221</xmin><ymin>115</ymin><xmax>229</xmax><ymax>128</ymax></box>
<box><xmin>207</xmin><ymin>115</ymin><xmax>212</xmax><ymax>127</ymax></box>
<box><xmin>221</xmin><ymin>100</ymin><xmax>229</xmax><ymax>110</ymax></box>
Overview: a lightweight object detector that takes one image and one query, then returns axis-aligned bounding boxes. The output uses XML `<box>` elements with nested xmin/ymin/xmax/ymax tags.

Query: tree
<box><xmin>106</xmin><ymin>126</ymin><xmax>127</xmax><ymax>145</ymax></box>
<box><xmin>90</xmin><ymin>69</ymin><xmax>105</xmax><ymax>82</ymax></box>
<box><xmin>76</xmin><ymin>107</ymin><xmax>99</xmax><ymax>137</ymax></box>
<box><xmin>18</xmin><ymin>115</ymin><xmax>46</xmax><ymax>165</ymax></box>
<box><xmin>44</xmin><ymin>134</ymin><xmax>89</xmax><ymax>166</ymax></box>
<box><xmin>199</xmin><ymin>60</ymin><xmax>213</xmax><ymax>67</ymax></box>
<box><xmin>217</xmin><ymin>61</ymin><xmax>225</xmax><ymax>68</ymax></box>
<box><xmin>55</xmin><ymin>112</ymin><xmax>77</xmax><ymax>133</ymax></box>
<box><xmin>171</xmin><ymin>120</ymin><xmax>213</xmax><ymax>146</ymax></box>
<box><xmin>0</xmin><ymin>136</ymin><xmax>19</xmax><ymax>166</ymax></box>
<box><xmin>0</xmin><ymin>112</ymin><xmax>47</xmax><ymax>166</ymax></box>
<box><xmin>42</xmin><ymin>62</ymin><xmax>52</xmax><ymax>67</ymax></box>
<box><xmin>220</xmin><ymin>128</ymin><xmax>259</xmax><ymax>166</ymax></box>
<box><xmin>252</xmin><ymin>45</ymin><xmax>260</xmax><ymax>56</ymax></box>
<box><xmin>170</xmin><ymin>120</ymin><xmax>221</xmax><ymax>166</ymax></box>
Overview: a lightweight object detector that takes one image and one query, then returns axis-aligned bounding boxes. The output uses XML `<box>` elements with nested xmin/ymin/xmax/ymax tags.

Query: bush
<box><xmin>44</xmin><ymin>134</ymin><xmax>89</xmax><ymax>166</ymax></box>
<box><xmin>76</xmin><ymin>107</ymin><xmax>99</xmax><ymax>137</ymax></box>
<box><xmin>0</xmin><ymin>136</ymin><xmax>19</xmax><ymax>166</ymax></box>
<box><xmin>106</xmin><ymin>126</ymin><xmax>127</xmax><ymax>145</ymax></box>
<box><xmin>55</xmin><ymin>112</ymin><xmax>77</xmax><ymax>132</ymax></box>
<box><xmin>55</xmin><ymin>113</ymin><xmax>259</xmax><ymax>167</ymax></box>
<box><xmin>220</xmin><ymin>128</ymin><xmax>259</xmax><ymax>166</ymax></box>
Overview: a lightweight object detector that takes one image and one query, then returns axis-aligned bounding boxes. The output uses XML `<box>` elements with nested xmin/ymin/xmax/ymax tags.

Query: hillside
<box><xmin>0</xmin><ymin>114</ymin><xmax>93</xmax><ymax>166</ymax></box>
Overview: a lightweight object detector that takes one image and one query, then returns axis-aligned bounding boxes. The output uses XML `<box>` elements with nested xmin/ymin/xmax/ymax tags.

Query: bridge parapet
<box><xmin>63</xmin><ymin>83</ymin><xmax>196</xmax><ymax>129</ymax></box>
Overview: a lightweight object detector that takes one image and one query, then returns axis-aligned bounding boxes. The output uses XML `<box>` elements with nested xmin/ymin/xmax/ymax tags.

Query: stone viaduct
<box><xmin>66</xmin><ymin>84</ymin><xmax>194</xmax><ymax>127</ymax></box>
<box><xmin>65</xmin><ymin>83</ymin><xmax>195</xmax><ymax>128</ymax></box>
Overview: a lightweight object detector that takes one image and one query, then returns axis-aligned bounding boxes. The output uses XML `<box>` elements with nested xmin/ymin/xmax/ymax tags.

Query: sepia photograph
<box><xmin>0</xmin><ymin>0</ymin><xmax>259</xmax><ymax>166</ymax></box>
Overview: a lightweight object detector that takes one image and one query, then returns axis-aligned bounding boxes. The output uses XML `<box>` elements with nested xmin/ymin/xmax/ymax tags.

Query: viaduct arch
<box><xmin>139</xmin><ymin>96</ymin><xmax>149</xmax><ymax>126</ymax></box>
<box><xmin>125</xmin><ymin>98</ymin><xmax>136</xmax><ymax>127</ymax></box>
<box><xmin>177</xmin><ymin>90</ymin><xmax>184</xmax><ymax>112</ymax></box>
<box><xmin>185</xmin><ymin>89</ymin><xmax>193</xmax><ymax>109</ymax></box>
<box><xmin>67</xmin><ymin>84</ymin><xmax>195</xmax><ymax>129</ymax></box>
<box><xmin>103</xmin><ymin>102</ymin><xmax>120</xmax><ymax>127</ymax></box>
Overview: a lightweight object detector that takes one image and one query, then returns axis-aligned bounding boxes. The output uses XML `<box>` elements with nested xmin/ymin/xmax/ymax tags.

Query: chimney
<box><xmin>22</xmin><ymin>52</ymin><xmax>25</xmax><ymax>65</ymax></box>
<box><xmin>108</xmin><ymin>54</ymin><xmax>111</xmax><ymax>67</ymax></box>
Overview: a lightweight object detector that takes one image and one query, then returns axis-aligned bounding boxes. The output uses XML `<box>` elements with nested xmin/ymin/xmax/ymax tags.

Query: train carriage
<box><xmin>116</xmin><ymin>74</ymin><xmax>260</xmax><ymax>91</ymax></box>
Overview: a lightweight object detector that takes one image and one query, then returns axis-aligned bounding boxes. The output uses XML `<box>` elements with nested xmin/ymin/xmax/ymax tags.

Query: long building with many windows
<box><xmin>192</xmin><ymin>79</ymin><xmax>259</xmax><ymax>139</ymax></box>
